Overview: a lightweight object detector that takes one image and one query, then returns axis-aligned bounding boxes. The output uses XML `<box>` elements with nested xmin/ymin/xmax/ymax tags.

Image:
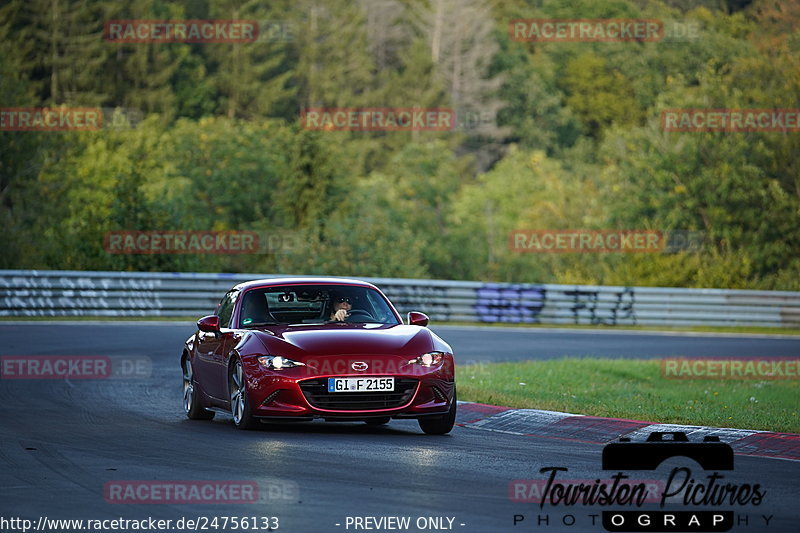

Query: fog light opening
<box><xmin>261</xmin><ymin>390</ymin><xmax>282</xmax><ymax>406</ymax></box>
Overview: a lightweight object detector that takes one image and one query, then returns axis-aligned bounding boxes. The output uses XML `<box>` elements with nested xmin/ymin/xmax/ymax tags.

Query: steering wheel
<box><xmin>344</xmin><ymin>309</ymin><xmax>376</xmax><ymax>322</ymax></box>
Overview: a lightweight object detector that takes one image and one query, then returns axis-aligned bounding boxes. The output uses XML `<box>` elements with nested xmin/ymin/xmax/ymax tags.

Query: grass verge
<box><xmin>457</xmin><ymin>358</ymin><xmax>799</xmax><ymax>433</ymax></box>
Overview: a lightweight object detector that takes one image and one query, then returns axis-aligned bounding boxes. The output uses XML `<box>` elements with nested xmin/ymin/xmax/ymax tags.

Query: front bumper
<box><xmin>241</xmin><ymin>356</ymin><xmax>455</xmax><ymax>419</ymax></box>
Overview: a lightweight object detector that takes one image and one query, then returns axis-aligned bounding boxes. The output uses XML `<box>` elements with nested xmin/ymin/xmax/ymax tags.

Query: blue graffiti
<box><xmin>474</xmin><ymin>283</ymin><xmax>546</xmax><ymax>323</ymax></box>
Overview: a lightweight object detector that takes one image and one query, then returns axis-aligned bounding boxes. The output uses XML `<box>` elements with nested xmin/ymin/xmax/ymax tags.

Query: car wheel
<box><xmin>364</xmin><ymin>417</ymin><xmax>391</xmax><ymax>426</ymax></box>
<box><xmin>182</xmin><ymin>357</ymin><xmax>214</xmax><ymax>420</ymax></box>
<box><xmin>229</xmin><ymin>358</ymin><xmax>259</xmax><ymax>430</ymax></box>
<box><xmin>418</xmin><ymin>387</ymin><xmax>457</xmax><ymax>435</ymax></box>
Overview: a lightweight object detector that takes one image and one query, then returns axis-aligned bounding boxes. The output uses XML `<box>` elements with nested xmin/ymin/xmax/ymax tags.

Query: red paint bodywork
<box><xmin>182</xmin><ymin>277</ymin><xmax>455</xmax><ymax>421</ymax></box>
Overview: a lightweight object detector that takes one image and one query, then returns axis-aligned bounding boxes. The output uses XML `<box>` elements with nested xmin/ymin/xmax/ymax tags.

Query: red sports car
<box><xmin>181</xmin><ymin>277</ymin><xmax>457</xmax><ymax>434</ymax></box>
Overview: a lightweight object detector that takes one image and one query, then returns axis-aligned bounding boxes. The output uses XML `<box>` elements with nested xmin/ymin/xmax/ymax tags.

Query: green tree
<box><xmin>558</xmin><ymin>52</ymin><xmax>642</xmax><ymax>138</ymax></box>
<box><xmin>4</xmin><ymin>0</ymin><xmax>112</xmax><ymax>105</ymax></box>
<box><xmin>205</xmin><ymin>0</ymin><xmax>296</xmax><ymax>120</ymax></box>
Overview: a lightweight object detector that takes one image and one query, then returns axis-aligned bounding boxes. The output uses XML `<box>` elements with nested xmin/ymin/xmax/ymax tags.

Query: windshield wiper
<box><xmin>243</xmin><ymin>322</ymin><xmax>281</xmax><ymax>328</ymax></box>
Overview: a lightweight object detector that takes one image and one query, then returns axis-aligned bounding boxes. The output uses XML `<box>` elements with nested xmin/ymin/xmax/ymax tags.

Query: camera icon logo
<box><xmin>603</xmin><ymin>431</ymin><xmax>734</xmax><ymax>471</ymax></box>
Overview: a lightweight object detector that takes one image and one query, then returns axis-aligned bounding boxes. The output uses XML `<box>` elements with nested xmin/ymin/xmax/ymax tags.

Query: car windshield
<box><xmin>238</xmin><ymin>284</ymin><xmax>400</xmax><ymax>327</ymax></box>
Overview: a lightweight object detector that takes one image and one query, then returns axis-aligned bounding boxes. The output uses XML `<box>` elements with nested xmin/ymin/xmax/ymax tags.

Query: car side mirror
<box><xmin>197</xmin><ymin>315</ymin><xmax>221</xmax><ymax>333</ymax></box>
<box><xmin>407</xmin><ymin>311</ymin><xmax>429</xmax><ymax>327</ymax></box>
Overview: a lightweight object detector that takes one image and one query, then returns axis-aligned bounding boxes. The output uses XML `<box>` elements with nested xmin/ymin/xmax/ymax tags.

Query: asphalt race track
<box><xmin>433</xmin><ymin>325</ymin><xmax>800</xmax><ymax>362</ymax></box>
<box><xmin>1</xmin><ymin>323</ymin><xmax>798</xmax><ymax>533</ymax></box>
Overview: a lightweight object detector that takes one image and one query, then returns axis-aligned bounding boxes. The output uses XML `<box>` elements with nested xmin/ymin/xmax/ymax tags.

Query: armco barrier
<box><xmin>1</xmin><ymin>270</ymin><xmax>799</xmax><ymax>328</ymax></box>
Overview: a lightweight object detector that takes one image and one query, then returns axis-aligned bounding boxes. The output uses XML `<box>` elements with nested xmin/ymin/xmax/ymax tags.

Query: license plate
<box><xmin>328</xmin><ymin>377</ymin><xmax>394</xmax><ymax>393</ymax></box>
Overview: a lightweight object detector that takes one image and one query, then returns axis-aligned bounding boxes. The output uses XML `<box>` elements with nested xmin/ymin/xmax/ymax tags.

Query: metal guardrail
<box><xmin>1</xmin><ymin>270</ymin><xmax>799</xmax><ymax>328</ymax></box>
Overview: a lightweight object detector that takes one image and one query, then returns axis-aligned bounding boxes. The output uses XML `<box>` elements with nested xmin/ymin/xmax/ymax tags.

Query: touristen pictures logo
<box><xmin>512</xmin><ymin>432</ymin><xmax>768</xmax><ymax>532</ymax></box>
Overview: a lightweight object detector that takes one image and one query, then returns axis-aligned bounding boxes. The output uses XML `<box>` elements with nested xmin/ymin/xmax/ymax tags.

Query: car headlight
<box><xmin>257</xmin><ymin>355</ymin><xmax>305</xmax><ymax>370</ymax></box>
<box><xmin>408</xmin><ymin>351</ymin><xmax>445</xmax><ymax>367</ymax></box>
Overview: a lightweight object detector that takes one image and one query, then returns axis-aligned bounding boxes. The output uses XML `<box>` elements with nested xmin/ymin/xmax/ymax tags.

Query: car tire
<box><xmin>182</xmin><ymin>357</ymin><xmax>214</xmax><ymax>420</ymax></box>
<box><xmin>229</xmin><ymin>357</ymin><xmax>260</xmax><ymax>430</ymax></box>
<box><xmin>418</xmin><ymin>387</ymin><xmax>457</xmax><ymax>435</ymax></box>
<box><xmin>364</xmin><ymin>417</ymin><xmax>391</xmax><ymax>426</ymax></box>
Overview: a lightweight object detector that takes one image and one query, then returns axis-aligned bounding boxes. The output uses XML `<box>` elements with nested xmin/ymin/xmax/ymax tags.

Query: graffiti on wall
<box><xmin>0</xmin><ymin>275</ymin><xmax>162</xmax><ymax>290</ymax></box>
<box><xmin>563</xmin><ymin>287</ymin><xmax>636</xmax><ymax>325</ymax></box>
<box><xmin>0</xmin><ymin>275</ymin><xmax>163</xmax><ymax>316</ymax></box>
<box><xmin>474</xmin><ymin>283</ymin><xmax>546</xmax><ymax>323</ymax></box>
<box><xmin>383</xmin><ymin>285</ymin><xmax>452</xmax><ymax>321</ymax></box>
<box><xmin>474</xmin><ymin>284</ymin><xmax>636</xmax><ymax>325</ymax></box>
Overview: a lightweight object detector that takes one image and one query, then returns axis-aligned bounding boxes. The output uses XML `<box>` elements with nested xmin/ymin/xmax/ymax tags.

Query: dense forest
<box><xmin>1</xmin><ymin>0</ymin><xmax>798</xmax><ymax>289</ymax></box>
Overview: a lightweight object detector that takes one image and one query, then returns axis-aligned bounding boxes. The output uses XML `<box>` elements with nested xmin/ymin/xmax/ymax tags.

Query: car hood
<box><xmin>251</xmin><ymin>323</ymin><xmax>434</xmax><ymax>357</ymax></box>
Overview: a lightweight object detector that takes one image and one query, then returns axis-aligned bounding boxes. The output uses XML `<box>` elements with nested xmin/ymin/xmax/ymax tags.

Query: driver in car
<box><xmin>329</xmin><ymin>295</ymin><xmax>353</xmax><ymax>321</ymax></box>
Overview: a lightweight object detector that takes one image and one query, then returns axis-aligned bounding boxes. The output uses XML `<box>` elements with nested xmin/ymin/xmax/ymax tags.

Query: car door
<box><xmin>194</xmin><ymin>290</ymin><xmax>238</xmax><ymax>401</ymax></box>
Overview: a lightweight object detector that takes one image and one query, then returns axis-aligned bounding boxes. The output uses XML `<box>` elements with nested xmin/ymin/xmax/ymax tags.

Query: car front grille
<box><xmin>299</xmin><ymin>378</ymin><xmax>419</xmax><ymax>411</ymax></box>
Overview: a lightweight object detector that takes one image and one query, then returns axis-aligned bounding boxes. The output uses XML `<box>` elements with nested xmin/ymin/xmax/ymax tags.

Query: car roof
<box><xmin>230</xmin><ymin>277</ymin><xmax>380</xmax><ymax>292</ymax></box>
